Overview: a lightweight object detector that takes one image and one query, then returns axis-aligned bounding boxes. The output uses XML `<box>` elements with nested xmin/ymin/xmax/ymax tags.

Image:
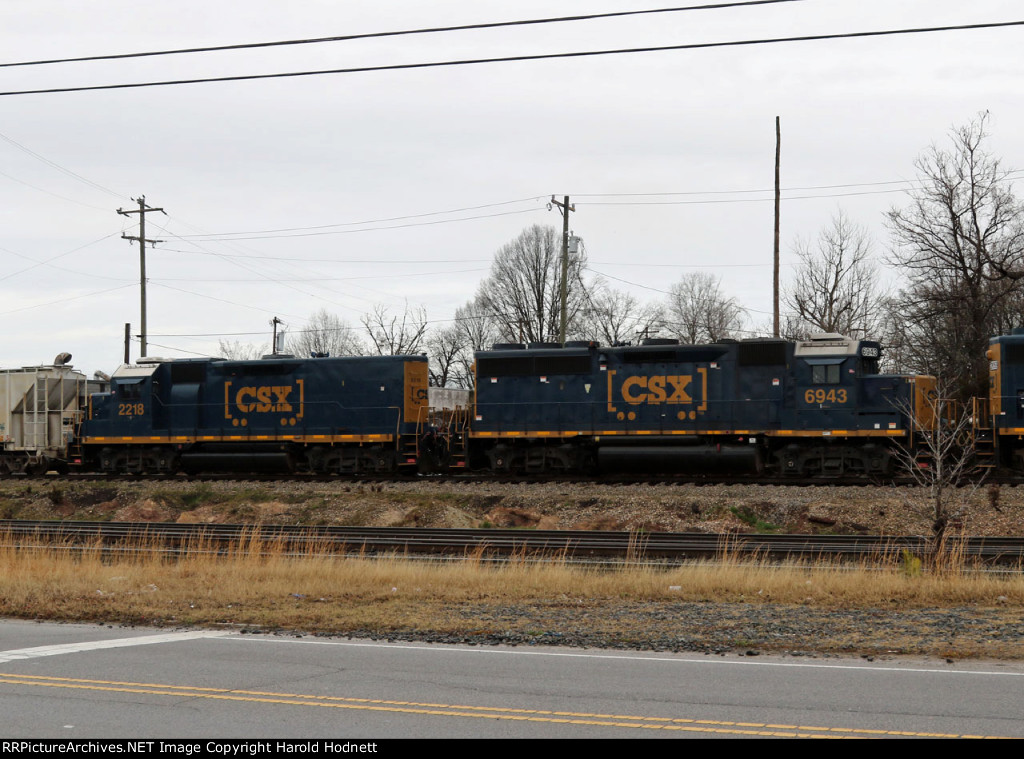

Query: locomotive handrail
<box><xmin>972</xmin><ymin>396</ymin><xmax>991</xmax><ymax>431</ymax></box>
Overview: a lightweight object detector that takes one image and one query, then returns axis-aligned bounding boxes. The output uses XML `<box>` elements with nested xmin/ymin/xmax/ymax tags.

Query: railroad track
<box><xmin>0</xmin><ymin>471</ymin><xmax>919</xmax><ymax>487</ymax></box>
<box><xmin>3</xmin><ymin>520</ymin><xmax>1022</xmax><ymax>566</ymax></box>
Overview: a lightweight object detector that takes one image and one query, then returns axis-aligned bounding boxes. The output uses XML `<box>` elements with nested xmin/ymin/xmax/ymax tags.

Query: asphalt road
<box><xmin>0</xmin><ymin>621</ymin><xmax>1022</xmax><ymax>739</ymax></box>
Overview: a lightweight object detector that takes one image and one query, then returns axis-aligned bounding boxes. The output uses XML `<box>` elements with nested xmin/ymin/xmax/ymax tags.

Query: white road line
<box><xmin>218</xmin><ymin>636</ymin><xmax>1024</xmax><ymax>678</ymax></box>
<box><xmin>0</xmin><ymin>631</ymin><xmax>231</xmax><ymax>663</ymax></box>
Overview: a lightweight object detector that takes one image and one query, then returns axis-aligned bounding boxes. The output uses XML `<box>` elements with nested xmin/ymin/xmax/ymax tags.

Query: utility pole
<box><xmin>550</xmin><ymin>195</ymin><xmax>575</xmax><ymax>345</ymax></box>
<box><xmin>117</xmin><ymin>196</ymin><xmax>165</xmax><ymax>357</ymax></box>
<box><xmin>773</xmin><ymin>117</ymin><xmax>781</xmax><ymax>338</ymax></box>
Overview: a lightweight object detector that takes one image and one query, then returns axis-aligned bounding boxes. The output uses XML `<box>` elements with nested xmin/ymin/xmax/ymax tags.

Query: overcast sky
<box><xmin>1</xmin><ymin>0</ymin><xmax>1021</xmax><ymax>374</ymax></box>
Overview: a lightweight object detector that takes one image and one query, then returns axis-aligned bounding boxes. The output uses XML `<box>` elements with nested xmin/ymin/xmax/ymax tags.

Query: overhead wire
<box><xmin>3</xmin><ymin>5</ymin><xmax>1010</xmax><ymax>343</ymax></box>
<box><xmin>172</xmin><ymin>197</ymin><xmax>546</xmax><ymax>238</ymax></box>
<box><xmin>0</xmin><ymin>1</ymin><xmax>807</xmax><ymax>69</ymax></box>
<box><xmin>154</xmin><ymin>175</ymin><xmax>989</xmax><ymax>244</ymax></box>
<box><xmin>0</xmin><ymin>167</ymin><xmax>114</xmax><ymax>212</ymax></box>
<box><xmin>0</xmin><ymin>233</ymin><xmax>122</xmax><ymax>283</ymax></box>
<box><xmin>153</xmin><ymin>267</ymin><xmax>489</xmax><ymax>283</ymax></box>
<box><xmin>148</xmin><ymin>213</ymin><xmax>429</xmax><ymax>319</ymax></box>
<box><xmin>3</xmin><ymin>20</ymin><xmax>1022</xmax><ymax>96</ymax></box>
<box><xmin>179</xmin><ymin>207</ymin><xmax>544</xmax><ymax>241</ymax></box>
<box><xmin>576</xmin><ymin>188</ymin><xmax>915</xmax><ymax>205</ymax></box>
<box><xmin>0</xmin><ymin>283</ymin><xmax>136</xmax><ymax>317</ymax></box>
<box><xmin>146</xmin><ymin>215</ymin><xmax>369</xmax><ymax>318</ymax></box>
<box><xmin>0</xmin><ymin>131</ymin><xmax>126</xmax><ymax>198</ymax></box>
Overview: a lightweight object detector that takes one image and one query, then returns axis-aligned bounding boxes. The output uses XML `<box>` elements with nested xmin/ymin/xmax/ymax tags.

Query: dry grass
<box><xmin>1</xmin><ymin>531</ymin><xmax>1022</xmax><ymax>635</ymax></box>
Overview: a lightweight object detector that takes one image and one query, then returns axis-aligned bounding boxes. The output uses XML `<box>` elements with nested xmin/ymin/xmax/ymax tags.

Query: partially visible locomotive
<box><xmin>469</xmin><ymin>333</ymin><xmax>937</xmax><ymax>476</ymax></box>
<box><xmin>78</xmin><ymin>353</ymin><xmax>430</xmax><ymax>474</ymax></box>
<box><xmin>987</xmin><ymin>328</ymin><xmax>1024</xmax><ymax>470</ymax></box>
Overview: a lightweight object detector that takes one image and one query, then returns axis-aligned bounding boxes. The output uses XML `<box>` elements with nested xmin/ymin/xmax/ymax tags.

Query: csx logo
<box><xmin>620</xmin><ymin>375</ymin><xmax>692</xmax><ymax>405</ymax></box>
<box><xmin>235</xmin><ymin>385</ymin><xmax>294</xmax><ymax>413</ymax></box>
<box><xmin>224</xmin><ymin>380</ymin><xmax>304</xmax><ymax>428</ymax></box>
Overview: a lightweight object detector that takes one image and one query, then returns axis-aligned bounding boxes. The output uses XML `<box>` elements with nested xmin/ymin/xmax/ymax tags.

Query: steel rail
<box><xmin>2</xmin><ymin>520</ymin><xmax>1022</xmax><ymax>565</ymax></box>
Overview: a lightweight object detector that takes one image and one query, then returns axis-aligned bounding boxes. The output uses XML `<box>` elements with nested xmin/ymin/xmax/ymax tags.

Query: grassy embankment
<box><xmin>1</xmin><ymin>529</ymin><xmax>1022</xmax><ymax>658</ymax></box>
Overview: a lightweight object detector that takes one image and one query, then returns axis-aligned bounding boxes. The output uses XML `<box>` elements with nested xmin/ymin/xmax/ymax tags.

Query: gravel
<box><xmin>299</xmin><ymin>602</ymin><xmax>1024</xmax><ymax>661</ymax></box>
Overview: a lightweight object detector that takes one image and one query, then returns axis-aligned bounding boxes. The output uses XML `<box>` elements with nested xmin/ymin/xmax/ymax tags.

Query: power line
<box><xmin>0</xmin><ymin>167</ymin><xmax>113</xmax><ymax>211</ymax></box>
<box><xmin>0</xmin><ymin>1</ymin><xmax>806</xmax><ymax>69</ymax></box>
<box><xmin>175</xmin><ymin>201</ymin><xmax>544</xmax><ymax>240</ymax></box>
<box><xmin>179</xmin><ymin>208</ymin><xmax>542</xmax><ymax>241</ymax></box>
<box><xmin>140</xmin><ymin>339</ymin><xmax>223</xmax><ymax>358</ymax></box>
<box><xmin>155</xmin><ymin>173</ymin><xmax>1024</xmax><ymax>243</ymax></box>
<box><xmin>571</xmin><ymin>178</ymin><xmax>935</xmax><ymax>197</ymax></box>
<box><xmin>4</xmin><ymin>20</ymin><xmax>1022</xmax><ymax>97</ymax></box>
<box><xmin>577</xmin><ymin>188</ymin><xmax>915</xmax><ymax>205</ymax></box>
<box><xmin>586</xmin><ymin>265</ymin><xmax>774</xmax><ymax>316</ymax></box>
<box><xmin>0</xmin><ymin>131</ymin><xmax>125</xmax><ymax>198</ymax></box>
<box><xmin>0</xmin><ymin>283</ymin><xmax>135</xmax><ymax>317</ymax></box>
<box><xmin>152</xmin><ymin>267</ymin><xmax>489</xmax><ymax>283</ymax></box>
<box><xmin>157</xmin><ymin>249</ymin><xmax>492</xmax><ymax>263</ymax></box>
<box><xmin>148</xmin><ymin>215</ymin><xmax>385</xmax><ymax>314</ymax></box>
<box><xmin>151</xmin><ymin>282</ymin><xmax>310</xmax><ymax>321</ymax></box>
<box><xmin>173</xmin><ymin>196</ymin><xmax>543</xmax><ymax>237</ymax></box>
<box><xmin>0</xmin><ymin>233</ymin><xmax>121</xmax><ymax>283</ymax></box>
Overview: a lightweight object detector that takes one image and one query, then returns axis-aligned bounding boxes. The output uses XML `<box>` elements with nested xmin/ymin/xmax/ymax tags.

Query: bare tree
<box><xmin>581</xmin><ymin>282</ymin><xmax>662</xmax><ymax>345</ymax></box>
<box><xmin>217</xmin><ymin>338</ymin><xmax>268</xmax><ymax>360</ymax></box>
<box><xmin>476</xmin><ymin>224</ymin><xmax>592</xmax><ymax>344</ymax></box>
<box><xmin>890</xmin><ymin>382</ymin><xmax>983</xmax><ymax>546</ymax></box>
<box><xmin>663</xmin><ymin>271</ymin><xmax>746</xmax><ymax>344</ymax></box>
<box><xmin>287</xmin><ymin>308</ymin><xmax>365</xmax><ymax>358</ymax></box>
<box><xmin>785</xmin><ymin>211</ymin><xmax>882</xmax><ymax>339</ymax></box>
<box><xmin>448</xmin><ymin>297</ymin><xmax>499</xmax><ymax>389</ymax></box>
<box><xmin>886</xmin><ymin>112</ymin><xmax>1024</xmax><ymax>399</ymax></box>
<box><xmin>361</xmin><ymin>302</ymin><xmax>428</xmax><ymax>355</ymax></box>
<box><xmin>425</xmin><ymin>322</ymin><xmax>462</xmax><ymax>387</ymax></box>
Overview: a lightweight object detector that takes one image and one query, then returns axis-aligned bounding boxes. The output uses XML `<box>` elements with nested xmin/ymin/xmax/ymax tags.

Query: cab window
<box><xmin>812</xmin><ymin>364</ymin><xmax>841</xmax><ymax>384</ymax></box>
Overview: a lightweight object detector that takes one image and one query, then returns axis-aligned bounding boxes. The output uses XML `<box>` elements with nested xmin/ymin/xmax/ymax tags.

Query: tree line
<box><xmin>223</xmin><ymin>113</ymin><xmax>1024</xmax><ymax>400</ymax></box>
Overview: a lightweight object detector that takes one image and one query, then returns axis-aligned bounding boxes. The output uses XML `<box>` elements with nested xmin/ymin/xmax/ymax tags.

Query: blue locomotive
<box><xmin>78</xmin><ymin>353</ymin><xmax>430</xmax><ymax>474</ymax></box>
<box><xmin>986</xmin><ymin>329</ymin><xmax>1024</xmax><ymax>470</ymax></box>
<box><xmin>469</xmin><ymin>333</ymin><xmax>936</xmax><ymax>476</ymax></box>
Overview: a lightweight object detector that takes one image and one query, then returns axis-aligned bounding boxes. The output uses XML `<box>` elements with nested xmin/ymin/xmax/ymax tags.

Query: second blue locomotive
<box><xmin>470</xmin><ymin>333</ymin><xmax>936</xmax><ymax>476</ymax></box>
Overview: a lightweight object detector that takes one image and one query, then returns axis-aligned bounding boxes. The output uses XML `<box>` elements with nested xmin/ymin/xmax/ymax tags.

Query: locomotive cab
<box><xmin>772</xmin><ymin>334</ymin><xmax>925</xmax><ymax>476</ymax></box>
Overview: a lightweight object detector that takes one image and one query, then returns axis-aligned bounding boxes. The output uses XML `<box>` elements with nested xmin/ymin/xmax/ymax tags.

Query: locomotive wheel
<box><xmin>487</xmin><ymin>446</ymin><xmax>513</xmax><ymax>472</ymax></box>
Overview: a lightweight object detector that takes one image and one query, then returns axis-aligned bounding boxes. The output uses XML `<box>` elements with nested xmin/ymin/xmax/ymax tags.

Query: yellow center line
<box><xmin>0</xmin><ymin>673</ymin><xmax>1004</xmax><ymax>738</ymax></box>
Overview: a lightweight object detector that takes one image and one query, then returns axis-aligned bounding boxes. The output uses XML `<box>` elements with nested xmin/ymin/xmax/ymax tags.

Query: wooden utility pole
<box><xmin>117</xmin><ymin>196</ymin><xmax>165</xmax><ymax>357</ymax></box>
<box><xmin>551</xmin><ymin>195</ymin><xmax>575</xmax><ymax>345</ymax></box>
<box><xmin>773</xmin><ymin>117</ymin><xmax>781</xmax><ymax>338</ymax></box>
